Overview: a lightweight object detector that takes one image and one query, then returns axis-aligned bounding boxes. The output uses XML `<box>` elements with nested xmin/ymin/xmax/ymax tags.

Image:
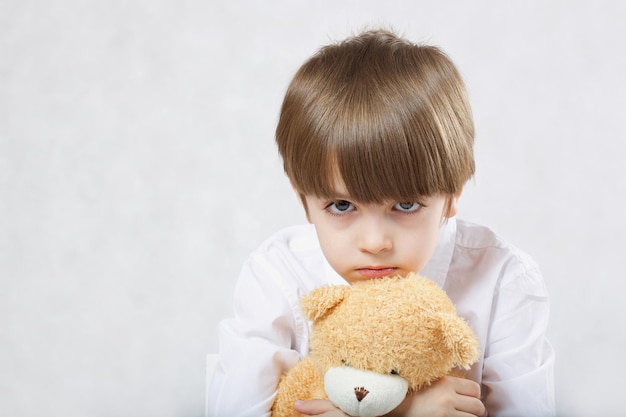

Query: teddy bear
<box><xmin>270</xmin><ymin>273</ymin><xmax>480</xmax><ymax>417</ymax></box>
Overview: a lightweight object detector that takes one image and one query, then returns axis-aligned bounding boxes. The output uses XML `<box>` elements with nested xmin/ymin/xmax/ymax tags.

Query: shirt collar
<box><xmin>323</xmin><ymin>255</ymin><xmax>348</xmax><ymax>285</ymax></box>
<box><xmin>419</xmin><ymin>217</ymin><xmax>457</xmax><ymax>288</ymax></box>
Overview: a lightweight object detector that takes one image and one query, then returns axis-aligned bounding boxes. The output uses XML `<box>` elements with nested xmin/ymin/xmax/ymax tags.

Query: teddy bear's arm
<box><xmin>271</xmin><ymin>358</ymin><xmax>327</xmax><ymax>417</ymax></box>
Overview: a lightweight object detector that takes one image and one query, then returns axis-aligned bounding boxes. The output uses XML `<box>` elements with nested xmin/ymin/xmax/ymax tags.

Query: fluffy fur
<box><xmin>271</xmin><ymin>273</ymin><xmax>480</xmax><ymax>417</ymax></box>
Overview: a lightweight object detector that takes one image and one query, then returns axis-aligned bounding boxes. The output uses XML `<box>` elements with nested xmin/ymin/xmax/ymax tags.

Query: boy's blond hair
<box><xmin>276</xmin><ymin>30</ymin><xmax>474</xmax><ymax>207</ymax></box>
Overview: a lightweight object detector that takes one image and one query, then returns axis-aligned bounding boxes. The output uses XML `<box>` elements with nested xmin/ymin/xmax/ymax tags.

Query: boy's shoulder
<box><xmin>453</xmin><ymin>219</ymin><xmax>547</xmax><ymax>296</ymax></box>
<box><xmin>455</xmin><ymin>218</ymin><xmax>508</xmax><ymax>249</ymax></box>
<box><xmin>256</xmin><ymin>224</ymin><xmax>319</xmax><ymax>253</ymax></box>
<box><xmin>455</xmin><ymin>218</ymin><xmax>522</xmax><ymax>249</ymax></box>
<box><xmin>246</xmin><ymin>224</ymin><xmax>333</xmax><ymax>289</ymax></box>
<box><xmin>454</xmin><ymin>218</ymin><xmax>538</xmax><ymax>270</ymax></box>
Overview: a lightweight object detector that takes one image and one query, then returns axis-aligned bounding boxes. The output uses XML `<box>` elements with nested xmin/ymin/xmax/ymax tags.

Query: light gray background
<box><xmin>2</xmin><ymin>1</ymin><xmax>625</xmax><ymax>416</ymax></box>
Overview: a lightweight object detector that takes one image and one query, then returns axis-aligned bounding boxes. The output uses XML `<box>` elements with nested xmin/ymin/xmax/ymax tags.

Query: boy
<box><xmin>207</xmin><ymin>29</ymin><xmax>555</xmax><ymax>417</ymax></box>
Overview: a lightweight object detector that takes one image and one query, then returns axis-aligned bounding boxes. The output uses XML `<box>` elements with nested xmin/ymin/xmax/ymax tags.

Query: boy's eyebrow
<box><xmin>321</xmin><ymin>190</ymin><xmax>428</xmax><ymax>201</ymax></box>
<box><xmin>320</xmin><ymin>187</ymin><xmax>355</xmax><ymax>200</ymax></box>
<box><xmin>328</xmin><ymin>192</ymin><xmax>351</xmax><ymax>200</ymax></box>
<box><xmin>316</xmin><ymin>194</ymin><xmax>351</xmax><ymax>202</ymax></box>
<box><xmin>316</xmin><ymin>185</ymin><xmax>350</xmax><ymax>200</ymax></box>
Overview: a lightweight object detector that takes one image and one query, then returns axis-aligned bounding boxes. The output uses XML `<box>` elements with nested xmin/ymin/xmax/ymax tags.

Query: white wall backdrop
<box><xmin>2</xmin><ymin>1</ymin><xmax>625</xmax><ymax>416</ymax></box>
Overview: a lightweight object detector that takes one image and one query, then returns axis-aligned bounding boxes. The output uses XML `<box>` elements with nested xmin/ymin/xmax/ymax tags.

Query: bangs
<box><xmin>293</xmin><ymin>102</ymin><xmax>462</xmax><ymax>204</ymax></box>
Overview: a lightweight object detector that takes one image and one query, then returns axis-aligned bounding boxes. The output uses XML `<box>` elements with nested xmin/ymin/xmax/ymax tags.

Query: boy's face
<box><xmin>301</xmin><ymin>180</ymin><xmax>457</xmax><ymax>284</ymax></box>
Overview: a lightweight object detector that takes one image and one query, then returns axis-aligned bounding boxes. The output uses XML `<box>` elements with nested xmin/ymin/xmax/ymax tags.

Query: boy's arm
<box><xmin>294</xmin><ymin>399</ymin><xmax>349</xmax><ymax>417</ymax></box>
<box><xmin>296</xmin><ymin>377</ymin><xmax>486</xmax><ymax>417</ymax></box>
<box><xmin>207</xmin><ymin>256</ymin><xmax>302</xmax><ymax>417</ymax></box>
<box><xmin>481</xmin><ymin>266</ymin><xmax>555</xmax><ymax>416</ymax></box>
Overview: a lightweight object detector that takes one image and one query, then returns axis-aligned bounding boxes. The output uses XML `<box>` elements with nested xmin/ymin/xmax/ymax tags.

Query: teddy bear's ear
<box><xmin>437</xmin><ymin>313</ymin><xmax>480</xmax><ymax>369</ymax></box>
<box><xmin>300</xmin><ymin>285</ymin><xmax>350</xmax><ymax>322</ymax></box>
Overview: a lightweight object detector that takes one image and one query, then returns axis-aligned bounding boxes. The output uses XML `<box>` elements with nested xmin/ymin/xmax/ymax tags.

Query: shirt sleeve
<box><xmin>481</xmin><ymin>263</ymin><xmax>556</xmax><ymax>417</ymax></box>
<box><xmin>206</xmin><ymin>252</ymin><xmax>305</xmax><ymax>417</ymax></box>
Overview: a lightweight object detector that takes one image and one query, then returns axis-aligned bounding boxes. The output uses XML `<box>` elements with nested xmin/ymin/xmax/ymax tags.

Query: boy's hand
<box><xmin>385</xmin><ymin>376</ymin><xmax>487</xmax><ymax>417</ymax></box>
<box><xmin>293</xmin><ymin>376</ymin><xmax>486</xmax><ymax>417</ymax></box>
<box><xmin>294</xmin><ymin>399</ymin><xmax>349</xmax><ymax>417</ymax></box>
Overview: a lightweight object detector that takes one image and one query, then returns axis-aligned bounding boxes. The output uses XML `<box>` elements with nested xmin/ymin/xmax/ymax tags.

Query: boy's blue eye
<box><xmin>394</xmin><ymin>202</ymin><xmax>421</xmax><ymax>213</ymax></box>
<box><xmin>327</xmin><ymin>200</ymin><xmax>354</xmax><ymax>214</ymax></box>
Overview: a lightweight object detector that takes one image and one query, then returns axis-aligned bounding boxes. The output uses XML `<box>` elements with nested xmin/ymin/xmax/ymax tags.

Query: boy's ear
<box><xmin>300</xmin><ymin>285</ymin><xmax>350</xmax><ymax>322</ymax></box>
<box><xmin>289</xmin><ymin>181</ymin><xmax>311</xmax><ymax>222</ymax></box>
<box><xmin>445</xmin><ymin>189</ymin><xmax>463</xmax><ymax>218</ymax></box>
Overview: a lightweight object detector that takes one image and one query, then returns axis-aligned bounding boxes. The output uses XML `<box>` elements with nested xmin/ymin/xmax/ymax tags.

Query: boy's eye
<box><xmin>327</xmin><ymin>200</ymin><xmax>355</xmax><ymax>214</ymax></box>
<box><xmin>394</xmin><ymin>202</ymin><xmax>421</xmax><ymax>213</ymax></box>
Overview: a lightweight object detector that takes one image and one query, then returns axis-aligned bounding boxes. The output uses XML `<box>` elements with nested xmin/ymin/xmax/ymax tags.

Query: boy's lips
<box><xmin>356</xmin><ymin>267</ymin><xmax>398</xmax><ymax>278</ymax></box>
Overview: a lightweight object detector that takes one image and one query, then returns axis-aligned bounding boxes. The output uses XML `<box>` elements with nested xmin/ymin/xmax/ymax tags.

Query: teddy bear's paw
<box><xmin>324</xmin><ymin>367</ymin><xmax>408</xmax><ymax>417</ymax></box>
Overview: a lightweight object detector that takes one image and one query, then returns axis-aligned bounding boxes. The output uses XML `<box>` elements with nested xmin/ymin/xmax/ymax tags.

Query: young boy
<box><xmin>207</xmin><ymin>29</ymin><xmax>555</xmax><ymax>417</ymax></box>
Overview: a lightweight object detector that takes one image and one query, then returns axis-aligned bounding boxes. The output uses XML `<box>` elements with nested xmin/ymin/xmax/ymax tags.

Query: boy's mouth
<box><xmin>356</xmin><ymin>267</ymin><xmax>398</xmax><ymax>278</ymax></box>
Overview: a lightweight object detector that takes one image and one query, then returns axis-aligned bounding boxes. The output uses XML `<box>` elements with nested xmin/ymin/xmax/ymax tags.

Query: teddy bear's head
<box><xmin>301</xmin><ymin>273</ymin><xmax>479</xmax><ymax>417</ymax></box>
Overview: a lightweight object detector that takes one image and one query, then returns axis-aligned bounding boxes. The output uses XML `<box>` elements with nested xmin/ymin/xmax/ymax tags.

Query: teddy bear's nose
<box><xmin>354</xmin><ymin>386</ymin><xmax>369</xmax><ymax>402</ymax></box>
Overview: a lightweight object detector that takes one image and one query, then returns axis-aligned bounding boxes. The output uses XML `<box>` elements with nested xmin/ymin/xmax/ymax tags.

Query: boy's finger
<box><xmin>294</xmin><ymin>399</ymin><xmax>337</xmax><ymax>414</ymax></box>
<box><xmin>455</xmin><ymin>394</ymin><xmax>487</xmax><ymax>416</ymax></box>
<box><xmin>451</xmin><ymin>377</ymin><xmax>482</xmax><ymax>398</ymax></box>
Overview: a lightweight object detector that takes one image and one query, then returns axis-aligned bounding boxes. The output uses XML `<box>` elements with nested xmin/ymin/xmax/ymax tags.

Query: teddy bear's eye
<box><xmin>390</xmin><ymin>369</ymin><xmax>399</xmax><ymax>375</ymax></box>
<box><xmin>341</xmin><ymin>359</ymin><xmax>350</xmax><ymax>367</ymax></box>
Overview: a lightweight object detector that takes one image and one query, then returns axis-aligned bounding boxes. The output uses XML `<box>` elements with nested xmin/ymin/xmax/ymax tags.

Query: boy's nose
<box><xmin>357</xmin><ymin>219</ymin><xmax>392</xmax><ymax>253</ymax></box>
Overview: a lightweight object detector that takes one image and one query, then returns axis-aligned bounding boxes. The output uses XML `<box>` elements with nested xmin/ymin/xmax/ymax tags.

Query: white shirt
<box><xmin>207</xmin><ymin>218</ymin><xmax>555</xmax><ymax>417</ymax></box>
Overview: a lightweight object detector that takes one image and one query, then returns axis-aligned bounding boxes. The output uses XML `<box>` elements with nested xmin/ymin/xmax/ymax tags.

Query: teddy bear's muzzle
<box><xmin>324</xmin><ymin>366</ymin><xmax>409</xmax><ymax>417</ymax></box>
